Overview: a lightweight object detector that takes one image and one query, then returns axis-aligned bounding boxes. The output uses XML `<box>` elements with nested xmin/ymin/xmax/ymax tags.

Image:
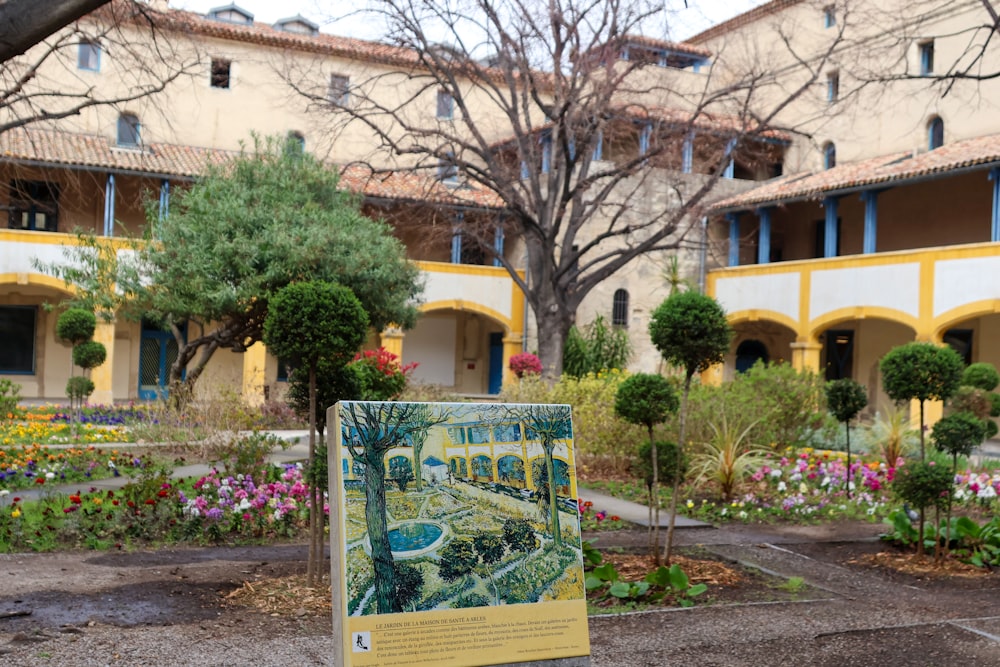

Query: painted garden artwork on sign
<box><xmin>328</xmin><ymin>401</ymin><xmax>590</xmax><ymax>667</ymax></box>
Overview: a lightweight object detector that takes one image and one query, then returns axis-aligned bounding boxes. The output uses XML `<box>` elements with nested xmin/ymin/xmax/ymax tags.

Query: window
<box><xmin>117</xmin><ymin>113</ymin><xmax>140</xmax><ymax>147</ymax></box>
<box><xmin>78</xmin><ymin>40</ymin><xmax>100</xmax><ymax>71</ymax></box>
<box><xmin>928</xmin><ymin>116</ymin><xmax>944</xmax><ymax>149</ymax></box>
<box><xmin>8</xmin><ymin>180</ymin><xmax>59</xmax><ymax>232</ymax></box>
<box><xmin>826</xmin><ymin>71</ymin><xmax>839</xmax><ymax>103</ymax></box>
<box><xmin>210</xmin><ymin>58</ymin><xmax>231</xmax><ymax>89</ymax></box>
<box><xmin>823</xmin><ymin>5</ymin><xmax>836</xmax><ymax>28</ymax></box>
<box><xmin>438</xmin><ymin>153</ymin><xmax>458</xmax><ymax>182</ymax></box>
<box><xmin>286</xmin><ymin>131</ymin><xmax>305</xmax><ymax>156</ymax></box>
<box><xmin>0</xmin><ymin>306</ymin><xmax>36</xmax><ymax>373</ymax></box>
<box><xmin>436</xmin><ymin>90</ymin><xmax>454</xmax><ymax>119</ymax></box>
<box><xmin>919</xmin><ymin>41</ymin><xmax>934</xmax><ymax>75</ymax></box>
<box><xmin>328</xmin><ymin>74</ymin><xmax>350</xmax><ymax>105</ymax></box>
<box><xmin>823</xmin><ymin>141</ymin><xmax>836</xmax><ymax>169</ymax></box>
<box><xmin>612</xmin><ymin>289</ymin><xmax>629</xmax><ymax>327</ymax></box>
<box><xmin>540</xmin><ymin>134</ymin><xmax>552</xmax><ymax>173</ymax></box>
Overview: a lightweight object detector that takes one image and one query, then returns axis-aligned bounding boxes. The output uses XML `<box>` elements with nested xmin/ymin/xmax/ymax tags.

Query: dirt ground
<box><xmin>1</xmin><ymin>522</ymin><xmax>999</xmax><ymax>666</ymax></box>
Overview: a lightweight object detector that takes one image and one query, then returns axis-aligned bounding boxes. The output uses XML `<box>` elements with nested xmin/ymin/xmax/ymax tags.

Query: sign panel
<box><xmin>329</xmin><ymin>401</ymin><xmax>590</xmax><ymax>667</ymax></box>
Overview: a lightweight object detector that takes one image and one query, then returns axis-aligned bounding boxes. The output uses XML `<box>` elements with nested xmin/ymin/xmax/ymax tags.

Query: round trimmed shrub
<box><xmin>962</xmin><ymin>362</ymin><xmax>1000</xmax><ymax>391</ymax></box>
<box><xmin>73</xmin><ymin>340</ymin><xmax>107</xmax><ymax>370</ymax></box>
<box><xmin>56</xmin><ymin>308</ymin><xmax>96</xmax><ymax>345</ymax></box>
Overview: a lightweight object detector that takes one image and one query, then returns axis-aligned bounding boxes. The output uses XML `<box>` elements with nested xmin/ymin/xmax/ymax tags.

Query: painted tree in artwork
<box><xmin>340</xmin><ymin>401</ymin><xmax>448</xmax><ymax>613</ymax></box>
<box><xmin>502</xmin><ymin>404</ymin><xmax>573</xmax><ymax>547</ymax></box>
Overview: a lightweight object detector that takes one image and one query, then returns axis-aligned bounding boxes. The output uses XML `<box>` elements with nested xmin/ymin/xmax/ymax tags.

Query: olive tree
<box><xmin>648</xmin><ymin>291</ymin><xmax>731</xmax><ymax>564</ymax></box>
<box><xmin>614</xmin><ymin>373</ymin><xmax>678</xmax><ymax>563</ymax></box>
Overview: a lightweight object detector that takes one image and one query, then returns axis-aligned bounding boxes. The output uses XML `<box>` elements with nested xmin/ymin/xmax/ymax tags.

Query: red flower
<box><xmin>63</xmin><ymin>506</ymin><xmax>78</xmax><ymax>514</ymax></box>
<box><xmin>144</xmin><ymin>498</ymin><xmax>156</xmax><ymax>505</ymax></box>
<box><xmin>112</xmin><ymin>499</ymin><xmax>120</xmax><ymax>506</ymax></box>
<box><xmin>34</xmin><ymin>477</ymin><xmax>45</xmax><ymax>485</ymax></box>
<box><xmin>69</xmin><ymin>495</ymin><xmax>82</xmax><ymax>504</ymax></box>
<box><xmin>126</xmin><ymin>501</ymin><xmax>136</xmax><ymax>508</ymax></box>
<box><xmin>157</xmin><ymin>490</ymin><xmax>168</xmax><ymax>498</ymax></box>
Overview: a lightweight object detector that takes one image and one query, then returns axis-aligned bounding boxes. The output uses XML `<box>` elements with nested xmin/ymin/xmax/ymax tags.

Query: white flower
<box><xmin>769</xmin><ymin>469</ymin><xmax>783</xmax><ymax>478</ymax></box>
<box><xmin>738</xmin><ymin>511</ymin><xmax>748</xmax><ymax>520</ymax></box>
<box><xmin>0</xmin><ymin>489</ymin><xmax>9</xmax><ymax>497</ymax></box>
<box><xmin>978</xmin><ymin>485</ymin><xmax>997</xmax><ymax>499</ymax></box>
<box><xmin>238</xmin><ymin>498</ymin><xmax>251</xmax><ymax>511</ymax></box>
<box><xmin>777</xmin><ymin>481</ymin><xmax>787</xmax><ymax>493</ymax></box>
<box><xmin>108</xmin><ymin>460</ymin><xmax>117</xmax><ymax>469</ymax></box>
<box><xmin>820</xmin><ymin>476</ymin><xmax>831</xmax><ymax>487</ymax></box>
<box><xmin>45</xmin><ymin>472</ymin><xmax>55</xmax><ymax>480</ymax></box>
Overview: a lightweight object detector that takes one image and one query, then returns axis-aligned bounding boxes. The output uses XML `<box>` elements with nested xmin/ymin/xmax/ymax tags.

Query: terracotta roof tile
<box><xmin>626</xmin><ymin>105</ymin><xmax>791</xmax><ymax>140</ymax></box>
<box><xmin>0</xmin><ymin>126</ymin><xmax>235</xmax><ymax>177</ymax></box>
<box><xmin>709</xmin><ymin>133</ymin><xmax>1000</xmax><ymax>211</ymax></box>
<box><xmin>0</xmin><ymin>126</ymin><xmax>504</xmax><ymax>209</ymax></box>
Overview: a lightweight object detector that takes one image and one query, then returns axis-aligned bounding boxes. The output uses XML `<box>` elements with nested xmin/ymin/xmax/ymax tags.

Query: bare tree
<box><xmin>0</xmin><ymin>1</ymin><xmax>199</xmax><ymax>136</ymax></box>
<box><xmin>285</xmin><ymin>0</ymin><xmax>844</xmax><ymax>377</ymax></box>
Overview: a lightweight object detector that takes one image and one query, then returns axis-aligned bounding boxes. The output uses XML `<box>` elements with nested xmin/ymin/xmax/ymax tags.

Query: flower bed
<box><xmin>0</xmin><ymin>444</ymin><xmax>148</xmax><ymax>490</ymax></box>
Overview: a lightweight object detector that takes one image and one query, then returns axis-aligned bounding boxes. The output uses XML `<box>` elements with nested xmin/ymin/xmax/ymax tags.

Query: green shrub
<box><xmin>56</xmin><ymin>308</ymin><xmax>96</xmax><ymax>345</ymax></box>
<box><xmin>563</xmin><ymin>316</ymin><xmax>631</xmax><ymax>378</ymax></box>
<box><xmin>962</xmin><ymin>363</ymin><xmax>1000</xmax><ymax>391</ymax></box>
<box><xmin>65</xmin><ymin>376</ymin><xmax>95</xmax><ymax>402</ymax></box>
<box><xmin>0</xmin><ymin>379</ymin><xmax>21</xmax><ymax>419</ymax></box>
<box><xmin>72</xmin><ymin>340</ymin><xmax>107</xmax><ymax>370</ymax></box>
<box><xmin>500</xmin><ymin>370</ymin><xmax>644</xmax><ymax>473</ymax></box>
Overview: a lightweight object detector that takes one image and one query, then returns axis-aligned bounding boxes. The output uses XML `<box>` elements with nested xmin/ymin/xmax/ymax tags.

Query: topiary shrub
<box><xmin>65</xmin><ymin>376</ymin><xmax>95</xmax><ymax>404</ymax></box>
<box><xmin>73</xmin><ymin>340</ymin><xmax>107</xmax><ymax>370</ymax></box>
<box><xmin>892</xmin><ymin>460</ymin><xmax>953</xmax><ymax>556</ymax></box>
<box><xmin>509</xmin><ymin>352</ymin><xmax>543</xmax><ymax>378</ymax></box>
<box><xmin>0</xmin><ymin>379</ymin><xmax>22</xmax><ymax>419</ymax></box>
<box><xmin>962</xmin><ymin>362</ymin><xmax>1000</xmax><ymax>391</ymax></box>
<box><xmin>56</xmin><ymin>308</ymin><xmax>96</xmax><ymax>345</ymax></box>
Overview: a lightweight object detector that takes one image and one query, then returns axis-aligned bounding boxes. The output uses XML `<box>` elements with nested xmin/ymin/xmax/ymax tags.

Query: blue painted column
<box><xmin>757</xmin><ymin>207</ymin><xmax>772</xmax><ymax>264</ymax></box>
<box><xmin>103</xmin><ymin>173</ymin><xmax>116</xmax><ymax>237</ymax></box>
<box><xmin>451</xmin><ymin>212</ymin><xmax>464</xmax><ymax>264</ymax></box>
<box><xmin>823</xmin><ymin>196</ymin><xmax>839</xmax><ymax>258</ymax></box>
<box><xmin>991</xmin><ymin>168</ymin><xmax>1000</xmax><ymax>242</ymax></box>
<box><xmin>682</xmin><ymin>131</ymin><xmax>694</xmax><ymax>173</ymax></box>
<box><xmin>723</xmin><ymin>137</ymin><xmax>737</xmax><ymax>179</ymax></box>
<box><xmin>158</xmin><ymin>179</ymin><xmax>170</xmax><ymax>222</ymax></box>
<box><xmin>493</xmin><ymin>224</ymin><xmax>505</xmax><ymax>267</ymax></box>
<box><xmin>727</xmin><ymin>212</ymin><xmax>740</xmax><ymax>267</ymax></box>
<box><xmin>860</xmin><ymin>190</ymin><xmax>878</xmax><ymax>253</ymax></box>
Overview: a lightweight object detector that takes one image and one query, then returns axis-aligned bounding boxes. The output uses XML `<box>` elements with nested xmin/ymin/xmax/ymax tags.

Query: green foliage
<box><xmin>632</xmin><ymin>440</ymin><xmax>686</xmax><ymax>489</ymax></box>
<box><xmin>649</xmin><ymin>292</ymin><xmax>731</xmax><ymax>379</ymax></box>
<box><xmin>72</xmin><ymin>340</ymin><xmax>107</xmax><ymax>370</ymax></box>
<box><xmin>264</xmin><ymin>281</ymin><xmax>368</xmax><ymax>368</ymax></box>
<box><xmin>735</xmin><ymin>362</ymin><xmax>828</xmax><ymax>449</ymax></box>
<box><xmin>393</xmin><ymin>562</ymin><xmax>425</xmax><ymax>612</ymax></box>
<box><xmin>880</xmin><ymin>508</ymin><xmax>919</xmax><ymax>546</ymax></box>
<box><xmin>65</xmin><ymin>376</ymin><xmax>95</xmax><ymax>402</ymax></box>
<box><xmin>585</xmin><ymin>556</ymin><xmax>706</xmax><ymax>607</ymax></box>
<box><xmin>563</xmin><ymin>315</ymin><xmax>632</xmax><ymax>378</ymax></box>
<box><xmin>473</xmin><ymin>530</ymin><xmax>506</xmax><ymax>567</ymax></box>
<box><xmin>952</xmin><ymin>515</ymin><xmax>1000</xmax><ymax>568</ymax></box>
<box><xmin>389</xmin><ymin>457</ymin><xmax>414</xmax><ymax>491</ymax></box>
<box><xmin>880</xmin><ymin>342</ymin><xmax>964</xmax><ymax>405</ymax></box>
<box><xmin>689</xmin><ymin>412</ymin><xmax>769</xmax><ymax>502</ymax></box>
<box><xmin>644</xmin><ymin>563</ymin><xmax>709</xmax><ymax>607</ymax></box>
<box><xmin>951</xmin><ymin>386</ymin><xmax>993</xmax><ymax>421</ymax></box>
<box><xmin>438</xmin><ymin>537</ymin><xmax>479</xmax><ymax>581</ymax></box>
<box><xmin>990</xmin><ymin>393</ymin><xmax>1000</xmax><ymax>418</ymax></box>
<box><xmin>215</xmin><ymin>431</ymin><xmax>285</xmax><ymax>479</ymax></box>
<box><xmin>962</xmin><ymin>363</ymin><xmax>1000</xmax><ymax>391</ymax></box>
<box><xmin>286</xmin><ymin>359</ymin><xmax>362</xmax><ymax>435</ymax></box>
<box><xmin>349</xmin><ymin>348</ymin><xmax>414</xmax><ymax>401</ymax></box>
<box><xmin>55</xmin><ymin>308</ymin><xmax>96</xmax><ymax>345</ymax></box>
<box><xmin>892</xmin><ymin>461</ymin><xmax>953</xmax><ymax>512</ymax></box>
<box><xmin>931</xmin><ymin>412</ymin><xmax>987</xmax><ymax>463</ymax></box>
<box><xmin>500</xmin><ymin>370</ymin><xmax>643</xmax><ymax>473</ymax></box>
<box><xmin>614</xmin><ymin>373</ymin><xmax>678</xmax><ymax>432</ymax></box>
<box><xmin>502</xmin><ymin>517</ymin><xmax>537</xmax><ymax>552</ymax></box>
<box><xmin>861</xmin><ymin>404</ymin><xmax>918</xmax><ymax>467</ymax></box>
<box><xmin>825</xmin><ymin>378</ymin><xmax>867</xmax><ymax>424</ymax></box>
<box><xmin>0</xmin><ymin>379</ymin><xmax>21</xmax><ymax>419</ymax></box>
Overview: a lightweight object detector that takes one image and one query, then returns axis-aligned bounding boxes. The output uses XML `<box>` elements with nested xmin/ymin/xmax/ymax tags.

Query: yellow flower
<box><xmin>686</xmin><ymin>499</ymin><xmax>694</xmax><ymax>509</ymax></box>
<box><xmin>92</xmin><ymin>498</ymin><xmax>103</xmax><ymax>506</ymax></box>
<box><xmin>11</xmin><ymin>509</ymin><xmax>21</xmax><ymax>518</ymax></box>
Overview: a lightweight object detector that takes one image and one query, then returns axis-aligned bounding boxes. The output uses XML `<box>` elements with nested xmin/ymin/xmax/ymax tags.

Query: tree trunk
<box><xmin>845</xmin><ymin>422</ymin><xmax>852</xmax><ymax>500</ymax></box>
<box><xmin>306</xmin><ymin>364</ymin><xmax>318</xmax><ymax>586</ymax></box>
<box><xmin>919</xmin><ymin>399</ymin><xmax>926</xmax><ymax>461</ymax></box>
<box><xmin>663</xmin><ymin>372</ymin><xmax>693</xmax><ymax>565</ymax></box>
<box><xmin>534</xmin><ymin>299</ymin><xmax>573</xmax><ymax>381</ymax></box>
<box><xmin>649</xmin><ymin>424</ymin><xmax>660</xmax><ymax>566</ymax></box>
<box><xmin>545</xmin><ymin>444</ymin><xmax>561</xmax><ymax>548</ymax></box>
<box><xmin>413</xmin><ymin>438</ymin><xmax>424</xmax><ymax>491</ymax></box>
<box><xmin>363</xmin><ymin>454</ymin><xmax>397</xmax><ymax>613</ymax></box>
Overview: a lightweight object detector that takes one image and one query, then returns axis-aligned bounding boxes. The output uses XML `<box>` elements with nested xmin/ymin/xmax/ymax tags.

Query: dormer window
<box><xmin>274</xmin><ymin>16</ymin><xmax>319</xmax><ymax>36</ymax></box>
<box><xmin>207</xmin><ymin>4</ymin><xmax>254</xmax><ymax>25</ymax></box>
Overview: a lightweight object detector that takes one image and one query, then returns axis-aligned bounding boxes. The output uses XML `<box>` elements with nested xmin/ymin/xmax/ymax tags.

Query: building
<box><xmin>1</xmin><ymin>1</ymin><xmax>787</xmax><ymax>403</ymax></box>
<box><xmin>691</xmin><ymin>0</ymin><xmax>1000</xmax><ymax>421</ymax></box>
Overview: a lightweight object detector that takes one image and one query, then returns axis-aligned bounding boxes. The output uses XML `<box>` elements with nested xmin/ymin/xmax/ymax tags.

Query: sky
<box><xmin>170</xmin><ymin>0</ymin><xmax>768</xmax><ymax>43</ymax></box>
